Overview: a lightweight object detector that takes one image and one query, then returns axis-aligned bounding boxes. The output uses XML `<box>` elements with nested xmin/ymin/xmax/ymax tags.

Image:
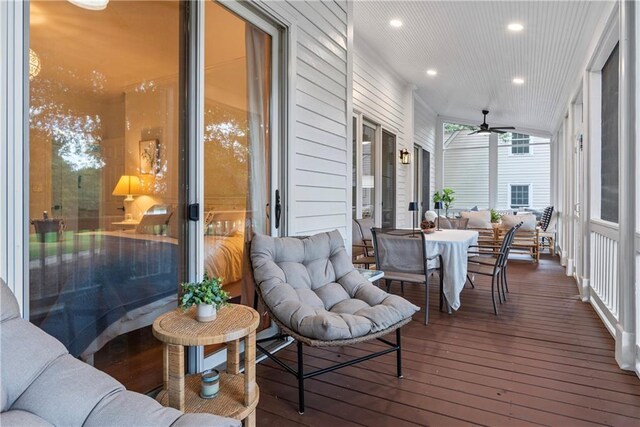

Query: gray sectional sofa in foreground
<box><xmin>0</xmin><ymin>280</ymin><xmax>240</xmax><ymax>427</ymax></box>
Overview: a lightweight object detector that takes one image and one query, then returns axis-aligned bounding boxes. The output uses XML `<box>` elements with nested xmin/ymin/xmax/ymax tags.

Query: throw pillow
<box><xmin>501</xmin><ymin>213</ymin><xmax>537</xmax><ymax>231</ymax></box>
<box><xmin>460</xmin><ymin>210</ymin><xmax>492</xmax><ymax>229</ymax></box>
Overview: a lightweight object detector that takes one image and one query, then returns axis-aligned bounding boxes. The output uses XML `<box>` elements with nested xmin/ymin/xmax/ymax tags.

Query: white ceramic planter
<box><xmin>196</xmin><ymin>303</ymin><xmax>217</xmax><ymax>322</ymax></box>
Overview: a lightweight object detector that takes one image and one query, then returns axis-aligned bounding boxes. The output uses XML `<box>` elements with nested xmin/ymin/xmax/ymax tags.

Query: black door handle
<box><xmin>275</xmin><ymin>189</ymin><xmax>281</xmax><ymax>229</ymax></box>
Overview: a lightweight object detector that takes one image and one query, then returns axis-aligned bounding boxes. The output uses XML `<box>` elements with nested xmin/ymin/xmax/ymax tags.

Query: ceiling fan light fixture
<box><xmin>389</xmin><ymin>19</ymin><xmax>403</xmax><ymax>28</ymax></box>
<box><xmin>508</xmin><ymin>22</ymin><xmax>524</xmax><ymax>32</ymax></box>
<box><xmin>512</xmin><ymin>77</ymin><xmax>525</xmax><ymax>85</ymax></box>
<box><xmin>68</xmin><ymin>0</ymin><xmax>109</xmax><ymax>11</ymax></box>
<box><xmin>426</xmin><ymin>69</ymin><xmax>437</xmax><ymax>76</ymax></box>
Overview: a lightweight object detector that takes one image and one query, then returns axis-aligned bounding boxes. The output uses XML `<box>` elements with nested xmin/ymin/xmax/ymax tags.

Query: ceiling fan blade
<box><xmin>491</xmin><ymin>129</ymin><xmax>507</xmax><ymax>134</ymax></box>
<box><xmin>468</xmin><ymin>130</ymin><xmax>480</xmax><ymax>135</ymax></box>
<box><xmin>490</xmin><ymin>126</ymin><xmax>515</xmax><ymax>130</ymax></box>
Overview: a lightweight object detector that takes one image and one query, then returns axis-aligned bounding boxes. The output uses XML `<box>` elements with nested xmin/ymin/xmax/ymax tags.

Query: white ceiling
<box><xmin>354</xmin><ymin>0</ymin><xmax>614</xmax><ymax>134</ymax></box>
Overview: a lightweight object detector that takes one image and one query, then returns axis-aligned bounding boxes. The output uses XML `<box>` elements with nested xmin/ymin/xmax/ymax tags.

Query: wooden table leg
<box><xmin>227</xmin><ymin>339</ymin><xmax>240</xmax><ymax>374</ymax></box>
<box><xmin>163</xmin><ymin>343</ymin><xmax>169</xmax><ymax>390</ymax></box>
<box><xmin>244</xmin><ymin>331</ymin><xmax>257</xmax><ymax>406</ymax></box>
<box><xmin>167</xmin><ymin>344</ymin><xmax>185</xmax><ymax>411</ymax></box>
<box><xmin>245</xmin><ymin>410</ymin><xmax>256</xmax><ymax>427</ymax></box>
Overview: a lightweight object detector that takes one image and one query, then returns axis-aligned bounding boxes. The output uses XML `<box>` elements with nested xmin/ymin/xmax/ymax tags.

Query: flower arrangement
<box><xmin>421</xmin><ymin>220</ymin><xmax>436</xmax><ymax>233</ymax></box>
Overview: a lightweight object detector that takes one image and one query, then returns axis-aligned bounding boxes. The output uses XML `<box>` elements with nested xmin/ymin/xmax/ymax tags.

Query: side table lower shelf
<box><xmin>156</xmin><ymin>372</ymin><xmax>259</xmax><ymax>420</ymax></box>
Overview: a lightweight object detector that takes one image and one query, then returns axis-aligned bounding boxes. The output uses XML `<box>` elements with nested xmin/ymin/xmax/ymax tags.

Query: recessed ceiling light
<box><xmin>427</xmin><ymin>69</ymin><xmax>437</xmax><ymax>76</ymax></box>
<box><xmin>508</xmin><ymin>23</ymin><xmax>524</xmax><ymax>32</ymax></box>
<box><xmin>389</xmin><ymin>19</ymin><xmax>403</xmax><ymax>28</ymax></box>
<box><xmin>513</xmin><ymin>77</ymin><xmax>525</xmax><ymax>85</ymax></box>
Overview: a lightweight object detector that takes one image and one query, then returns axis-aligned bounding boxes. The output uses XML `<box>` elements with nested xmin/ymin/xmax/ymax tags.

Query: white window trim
<box><xmin>508</xmin><ymin>183</ymin><xmax>533</xmax><ymax>209</ymax></box>
<box><xmin>352</xmin><ymin>111</ymin><xmax>399</xmax><ymax>228</ymax></box>
<box><xmin>0</xmin><ymin>1</ymin><xmax>28</xmax><ymax>315</ymax></box>
<box><xmin>507</xmin><ymin>134</ymin><xmax>534</xmax><ymax>157</ymax></box>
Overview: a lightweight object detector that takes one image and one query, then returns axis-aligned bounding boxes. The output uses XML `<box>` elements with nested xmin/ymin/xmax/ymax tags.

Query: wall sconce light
<box><xmin>399</xmin><ymin>149</ymin><xmax>410</xmax><ymax>165</ymax></box>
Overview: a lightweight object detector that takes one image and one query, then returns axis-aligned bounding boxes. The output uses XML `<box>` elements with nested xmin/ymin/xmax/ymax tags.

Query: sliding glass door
<box><xmin>381</xmin><ymin>130</ymin><xmax>396</xmax><ymax>228</ymax></box>
<box><xmin>200</xmin><ymin>2</ymin><xmax>281</xmax><ymax>365</ymax></box>
<box><xmin>29</xmin><ymin>0</ymin><xmax>184</xmax><ymax>392</ymax></box>
<box><xmin>361</xmin><ymin>122</ymin><xmax>377</xmax><ymax>220</ymax></box>
<box><xmin>352</xmin><ymin>114</ymin><xmax>397</xmax><ymax>227</ymax></box>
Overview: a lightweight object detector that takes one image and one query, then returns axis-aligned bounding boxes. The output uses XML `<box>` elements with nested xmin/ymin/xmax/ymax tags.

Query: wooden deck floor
<box><xmin>255</xmin><ymin>255</ymin><xmax>640</xmax><ymax>426</ymax></box>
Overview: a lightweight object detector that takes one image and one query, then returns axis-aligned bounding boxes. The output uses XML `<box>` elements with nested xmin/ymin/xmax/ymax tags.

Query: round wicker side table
<box><xmin>153</xmin><ymin>304</ymin><xmax>260</xmax><ymax>427</ymax></box>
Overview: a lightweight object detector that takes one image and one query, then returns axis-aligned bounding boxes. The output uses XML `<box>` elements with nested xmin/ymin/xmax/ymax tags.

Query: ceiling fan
<box><xmin>468</xmin><ymin>110</ymin><xmax>515</xmax><ymax>135</ymax></box>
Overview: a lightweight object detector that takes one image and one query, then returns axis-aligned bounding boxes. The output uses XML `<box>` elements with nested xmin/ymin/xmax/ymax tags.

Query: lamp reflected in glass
<box><xmin>113</xmin><ymin>175</ymin><xmax>141</xmax><ymax>221</ymax></box>
<box><xmin>408</xmin><ymin>201</ymin><xmax>419</xmax><ymax>237</ymax></box>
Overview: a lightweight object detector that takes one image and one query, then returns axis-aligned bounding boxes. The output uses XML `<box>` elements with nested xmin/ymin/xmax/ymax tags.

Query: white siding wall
<box><xmin>497</xmin><ymin>136</ymin><xmax>551</xmax><ymax>209</ymax></box>
<box><xmin>414</xmin><ymin>96</ymin><xmax>437</xmax><ymax>210</ymax></box>
<box><xmin>260</xmin><ymin>0</ymin><xmax>350</xmax><ymax>238</ymax></box>
<box><xmin>443</xmin><ymin>133</ymin><xmax>490</xmax><ymax>209</ymax></box>
<box><xmin>443</xmin><ymin>132</ymin><xmax>551</xmax><ymax>210</ymax></box>
<box><xmin>352</xmin><ymin>38</ymin><xmax>414</xmax><ymax>227</ymax></box>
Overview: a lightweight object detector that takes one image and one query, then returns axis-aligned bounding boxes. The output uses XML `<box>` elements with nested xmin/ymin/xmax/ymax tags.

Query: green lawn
<box><xmin>29</xmin><ymin>231</ymin><xmax>104</xmax><ymax>260</ymax></box>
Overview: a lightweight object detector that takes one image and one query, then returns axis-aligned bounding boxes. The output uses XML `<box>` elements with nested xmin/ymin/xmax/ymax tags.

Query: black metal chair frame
<box><xmin>467</xmin><ymin>223</ymin><xmax>521</xmax><ymax>315</ymax></box>
<box><xmin>255</xmin><ymin>320</ymin><xmax>406</xmax><ymax>415</ymax></box>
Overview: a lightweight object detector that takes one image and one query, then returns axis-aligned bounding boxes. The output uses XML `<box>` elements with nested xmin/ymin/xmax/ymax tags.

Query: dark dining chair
<box><xmin>467</xmin><ymin>222</ymin><xmax>521</xmax><ymax>315</ymax></box>
<box><xmin>352</xmin><ymin>219</ymin><xmax>376</xmax><ymax>268</ymax></box>
<box><xmin>371</xmin><ymin>228</ymin><xmax>443</xmax><ymax>324</ymax></box>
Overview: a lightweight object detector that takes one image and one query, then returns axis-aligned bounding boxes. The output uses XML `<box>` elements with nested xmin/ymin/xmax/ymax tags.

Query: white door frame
<box><xmin>195</xmin><ymin>0</ymin><xmax>287</xmax><ymax>372</ymax></box>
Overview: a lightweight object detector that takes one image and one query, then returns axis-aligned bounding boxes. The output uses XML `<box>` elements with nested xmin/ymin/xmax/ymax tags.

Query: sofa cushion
<box><xmin>0</xmin><ymin>318</ymin><xmax>68</xmax><ymax>412</ymax></box>
<box><xmin>460</xmin><ymin>210</ymin><xmax>492</xmax><ymax>229</ymax></box>
<box><xmin>502</xmin><ymin>213</ymin><xmax>537</xmax><ymax>231</ymax></box>
<box><xmin>12</xmin><ymin>355</ymin><xmax>123</xmax><ymax>426</ymax></box>
<box><xmin>0</xmin><ymin>410</ymin><xmax>53</xmax><ymax>427</ymax></box>
<box><xmin>84</xmin><ymin>390</ymin><xmax>182</xmax><ymax>427</ymax></box>
<box><xmin>0</xmin><ymin>279</ymin><xmax>20</xmax><ymax>323</ymax></box>
<box><xmin>251</xmin><ymin>230</ymin><xmax>419</xmax><ymax>341</ymax></box>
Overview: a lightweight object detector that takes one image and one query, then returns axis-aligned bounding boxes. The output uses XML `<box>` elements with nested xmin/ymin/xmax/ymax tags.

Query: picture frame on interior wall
<box><xmin>139</xmin><ymin>139</ymin><xmax>160</xmax><ymax>174</ymax></box>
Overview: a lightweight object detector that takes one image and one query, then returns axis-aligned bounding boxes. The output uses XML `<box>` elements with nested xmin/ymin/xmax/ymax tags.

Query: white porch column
<box><xmin>616</xmin><ymin>0</ymin><xmax>636</xmax><ymax>370</ymax></box>
<box><xmin>488</xmin><ymin>133</ymin><xmax>498</xmax><ymax>209</ymax></box>
<box><xmin>0</xmin><ymin>0</ymin><xmax>27</xmax><ymax>315</ymax></box>
<box><xmin>580</xmin><ymin>73</ymin><xmax>592</xmax><ymax>301</ymax></box>
<box><xmin>565</xmin><ymin>108</ymin><xmax>575</xmax><ymax>277</ymax></box>
<box><xmin>435</xmin><ymin>116</ymin><xmax>444</xmax><ymax>191</ymax></box>
<box><xmin>635</xmin><ymin>0</ymin><xmax>640</xmax><ymax>379</ymax></box>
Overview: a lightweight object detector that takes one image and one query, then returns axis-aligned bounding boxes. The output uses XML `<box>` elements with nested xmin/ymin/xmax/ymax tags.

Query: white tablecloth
<box><xmin>424</xmin><ymin>229</ymin><xmax>478</xmax><ymax>310</ymax></box>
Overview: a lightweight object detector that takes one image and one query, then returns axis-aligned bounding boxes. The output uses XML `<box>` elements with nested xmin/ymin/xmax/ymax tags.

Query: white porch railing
<box><xmin>589</xmin><ymin>220</ymin><xmax>620</xmax><ymax>334</ymax></box>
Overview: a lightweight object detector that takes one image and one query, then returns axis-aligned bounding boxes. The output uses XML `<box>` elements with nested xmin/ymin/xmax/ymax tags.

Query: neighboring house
<box><xmin>497</xmin><ymin>133</ymin><xmax>551</xmax><ymax>210</ymax></box>
<box><xmin>443</xmin><ymin>130</ymin><xmax>550</xmax><ymax>210</ymax></box>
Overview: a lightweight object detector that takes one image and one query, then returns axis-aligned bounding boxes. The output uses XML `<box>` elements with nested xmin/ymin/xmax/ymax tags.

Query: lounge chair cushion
<box><xmin>460</xmin><ymin>210</ymin><xmax>492</xmax><ymax>229</ymax></box>
<box><xmin>501</xmin><ymin>213</ymin><xmax>537</xmax><ymax>231</ymax></box>
<box><xmin>251</xmin><ymin>230</ymin><xmax>419</xmax><ymax>341</ymax></box>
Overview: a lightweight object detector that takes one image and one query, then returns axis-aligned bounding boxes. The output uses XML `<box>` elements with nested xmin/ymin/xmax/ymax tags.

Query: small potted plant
<box><xmin>441</xmin><ymin>188</ymin><xmax>455</xmax><ymax>218</ymax></box>
<box><xmin>180</xmin><ymin>273</ymin><xmax>229</xmax><ymax>322</ymax></box>
<box><xmin>490</xmin><ymin>209</ymin><xmax>501</xmax><ymax>224</ymax></box>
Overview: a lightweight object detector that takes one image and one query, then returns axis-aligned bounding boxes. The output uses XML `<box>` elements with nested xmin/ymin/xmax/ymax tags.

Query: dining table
<box><xmin>424</xmin><ymin>229</ymin><xmax>479</xmax><ymax>311</ymax></box>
